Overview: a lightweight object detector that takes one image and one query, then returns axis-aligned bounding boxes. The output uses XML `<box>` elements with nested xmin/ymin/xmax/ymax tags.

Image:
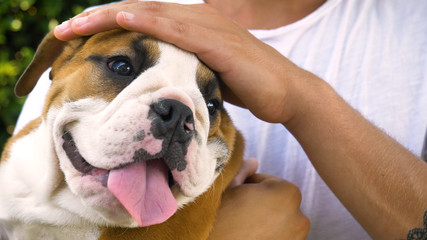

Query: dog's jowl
<box><xmin>0</xmin><ymin>30</ymin><xmax>243</xmax><ymax>240</ymax></box>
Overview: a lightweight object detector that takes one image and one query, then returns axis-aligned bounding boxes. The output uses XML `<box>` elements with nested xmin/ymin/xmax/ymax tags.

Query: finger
<box><xmin>71</xmin><ymin>9</ymin><xmax>122</xmax><ymax>36</ymax></box>
<box><xmin>245</xmin><ymin>174</ymin><xmax>301</xmax><ymax>203</ymax></box>
<box><xmin>55</xmin><ymin>2</ymin><xmax>207</xmax><ymax>41</ymax></box>
<box><xmin>116</xmin><ymin>11</ymin><xmax>204</xmax><ymax>51</ymax></box>
<box><xmin>116</xmin><ymin>2</ymin><xmax>222</xmax><ymax>31</ymax></box>
<box><xmin>245</xmin><ymin>173</ymin><xmax>280</xmax><ymax>184</ymax></box>
<box><xmin>54</xmin><ymin>20</ymin><xmax>78</xmax><ymax>41</ymax></box>
<box><xmin>54</xmin><ymin>1</ymin><xmax>134</xmax><ymax>40</ymax></box>
<box><xmin>228</xmin><ymin>158</ymin><xmax>258</xmax><ymax>188</ymax></box>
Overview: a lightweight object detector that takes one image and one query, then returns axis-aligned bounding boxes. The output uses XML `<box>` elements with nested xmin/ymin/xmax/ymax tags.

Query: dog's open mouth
<box><xmin>61</xmin><ymin>132</ymin><xmax>178</xmax><ymax>226</ymax></box>
<box><xmin>61</xmin><ymin>132</ymin><xmax>175</xmax><ymax>186</ymax></box>
<box><xmin>62</xmin><ymin>132</ymin><xmax>103</xmax><ymax>176</ymax></box>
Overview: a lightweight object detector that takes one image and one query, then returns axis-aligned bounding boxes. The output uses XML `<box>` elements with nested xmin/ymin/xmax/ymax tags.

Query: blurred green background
<box><xmin>0</xmin><ymin>0</ymin><xmax>116</xmax><ymax>152</ymax></box>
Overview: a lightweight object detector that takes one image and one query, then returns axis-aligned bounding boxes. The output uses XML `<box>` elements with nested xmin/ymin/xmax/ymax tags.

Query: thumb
<box><xmin>228</xmin><ymin>158</ymin><xmax>259</xmax><ymax>188</ymax></box>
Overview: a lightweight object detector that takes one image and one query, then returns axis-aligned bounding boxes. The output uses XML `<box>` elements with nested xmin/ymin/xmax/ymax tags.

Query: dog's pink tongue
<box><xmin>107</xmin><ymin>161</ymin><xmax>177</xmax><ymax>226</ymax></box>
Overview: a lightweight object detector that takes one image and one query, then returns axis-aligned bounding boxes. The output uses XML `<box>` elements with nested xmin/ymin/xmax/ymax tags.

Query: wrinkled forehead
<box><xmin>83</xmin><ymin>30</ymin><xmax>160</xmax><ymax>67</ymax></box>
<box><xmin>82</xmin><ymin>30</ymin><xmax>219</xmax><ymax>93</ymax></box>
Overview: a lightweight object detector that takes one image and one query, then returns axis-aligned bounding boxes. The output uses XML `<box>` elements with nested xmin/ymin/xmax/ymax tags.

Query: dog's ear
<box><xmin>15</xmin><ymin>31</ymin><xmax>66</xmax><ymax>97</ymax></box>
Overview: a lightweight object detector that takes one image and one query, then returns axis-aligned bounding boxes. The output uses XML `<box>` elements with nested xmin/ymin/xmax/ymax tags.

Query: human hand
<box><xmin>54</xmin><ymin>1</ymin><xmax>314</xmax><ymax>123</ymax></box>
<box><xmin>208</xmin><ymin>172</ymin><xmax>310</xmax><ymax>240</ymax></box>
<box><xmin>206</xmin><ymin>158</ymin><xmax>310</xmax><ymax>239</ymax></box>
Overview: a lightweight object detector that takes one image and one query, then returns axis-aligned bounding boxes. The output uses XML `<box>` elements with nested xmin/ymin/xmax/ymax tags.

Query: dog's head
<box><xmin>15</xmin><ymin>30</ymin><xmax>238</xmax><ymax>228</ymax></box>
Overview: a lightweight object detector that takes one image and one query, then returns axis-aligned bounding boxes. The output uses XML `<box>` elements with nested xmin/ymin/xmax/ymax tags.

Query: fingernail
<box><xmin>55</xmin><ymin>20</ymin><xmax>70</xmax><ymax>33</ymax></box>
<box><xmin>73</xmin><ymin>16</ymin><xmax>88</xmax><ymax>26</ymax></box>
<box><xmin>120</xmin><ymin>11</ymin><xmax>135</xmax><ymax>21</ymax></box>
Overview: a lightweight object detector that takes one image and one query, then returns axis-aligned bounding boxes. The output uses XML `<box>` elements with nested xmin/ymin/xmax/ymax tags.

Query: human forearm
<box><xmin>284</xmin><ymin>73</ymin><xmax>427</xmax><ymax>239</ymax></box>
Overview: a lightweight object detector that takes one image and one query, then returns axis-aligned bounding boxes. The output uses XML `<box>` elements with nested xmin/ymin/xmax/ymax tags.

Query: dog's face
<box><xmin>17</xmin><ymin>30</ymin><xmax>234</xmax><ymax>228</ymax></box>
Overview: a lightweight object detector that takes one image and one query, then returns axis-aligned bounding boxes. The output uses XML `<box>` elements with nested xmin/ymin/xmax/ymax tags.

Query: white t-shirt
<box><xmin>14</xmin><ymin>0</ymin><xmax>427</xmax><ymax>239</ymax></box>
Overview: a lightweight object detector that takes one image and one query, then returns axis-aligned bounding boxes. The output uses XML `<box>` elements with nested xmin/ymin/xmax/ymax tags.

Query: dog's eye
<box><xmin>207</xmin><ymin>99</ymin><xmax>220</xmax><ymax>116</ymax></box>
<box><xmin>107</xmin><ymin>58</ymin><xmax>134</xmax><ymax>76</ymax></box>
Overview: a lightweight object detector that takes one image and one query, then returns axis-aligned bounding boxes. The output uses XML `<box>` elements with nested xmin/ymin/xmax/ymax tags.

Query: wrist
<box><xmin>281</xmin><ymin>68</ymin><xmax>332</xmax><ymax>128</ymax></box>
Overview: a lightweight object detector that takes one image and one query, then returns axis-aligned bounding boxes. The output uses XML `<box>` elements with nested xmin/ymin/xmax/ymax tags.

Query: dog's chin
<box><xmin>73</xmin><ymin>174</ymin><xmax>138</xmax><ymax>227</ymax></box>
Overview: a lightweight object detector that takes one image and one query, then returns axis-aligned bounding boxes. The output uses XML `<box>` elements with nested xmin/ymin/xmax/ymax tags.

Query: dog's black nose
<box><xmin>150</xmin><ymin>99</ymin><xmax>195</xmax><ymax>143</ymax></box>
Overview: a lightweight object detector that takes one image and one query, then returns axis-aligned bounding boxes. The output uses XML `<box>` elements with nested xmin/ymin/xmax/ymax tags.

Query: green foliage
<box><xmin>0</xmin><ymin>0</ymin><xmax>116</xmax><ymax>152</ymax></box>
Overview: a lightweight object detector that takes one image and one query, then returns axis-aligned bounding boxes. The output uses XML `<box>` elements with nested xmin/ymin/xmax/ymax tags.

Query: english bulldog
<box><xmin>0</xmin><ymin>30</ymin><xmax>243</xmax><ymax>240</ymax></box>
